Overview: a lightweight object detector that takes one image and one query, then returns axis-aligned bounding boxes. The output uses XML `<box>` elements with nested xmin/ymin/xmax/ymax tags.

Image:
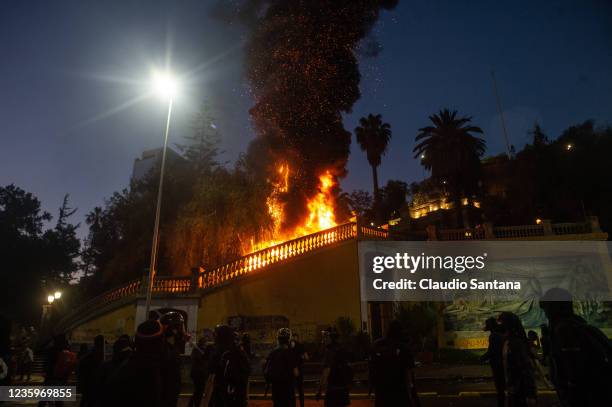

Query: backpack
<box><xmin>53</xmin><ymin>350</ymin><xmax>77</xmax><ymax>380</ymax></box>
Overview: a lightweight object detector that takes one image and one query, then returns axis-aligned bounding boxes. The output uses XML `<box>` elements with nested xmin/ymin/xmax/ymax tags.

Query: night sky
<box><xmin>1</xmin><ymin>0</ymin><xmax>611</xmax><ymax>238</ymax></box>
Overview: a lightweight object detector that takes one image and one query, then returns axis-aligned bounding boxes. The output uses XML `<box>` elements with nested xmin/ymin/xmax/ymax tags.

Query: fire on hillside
<box><xmin>248</xmin><ymin>164</ymin><xmax>338</xmax><ymax>253</ymax></box>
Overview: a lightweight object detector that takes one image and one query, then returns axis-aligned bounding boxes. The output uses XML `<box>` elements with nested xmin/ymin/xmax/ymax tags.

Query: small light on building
<box><xmin>47</xmin><ymin>295</ymin><xmax>55</xmax><ymax>304</ymax></box>
<box><xmin>370</xmin><ymin>222</ymin><xmax>375</xmax><ymax>226</ymax></box>
<box><xmin>536</xmin><ymin>218</ymin><xmax>542</xmax><ymax>225</ymax></box>
<box><xmin>54</xmin><ymin>291</ymin><xmax>62</xmax><ymax>299</ymax></box>
<box><xmin>566</xmin><ymin>143</ymin><xmax>573</xmax><ymax>151</ymax></box>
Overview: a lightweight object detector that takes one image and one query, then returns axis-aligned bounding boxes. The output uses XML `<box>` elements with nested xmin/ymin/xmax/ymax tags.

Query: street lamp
<box><xmin>152</xmin><ymin>71</ymin><xmax>178</xmax><ymax>100</ymax></box>
<box><xmin>54</xmin><ymin>291</ymin><xmax>62</xmax><ymax>299</ymax></box>
<box><xmin>144</xmin><ymin>70</ymin><xmax>180</xmax><ymax>316</ymax></box>
<box><xmin>47</xmin><ymin>295</ymin><xmax>55</xmax><ymax>304</ymax></box>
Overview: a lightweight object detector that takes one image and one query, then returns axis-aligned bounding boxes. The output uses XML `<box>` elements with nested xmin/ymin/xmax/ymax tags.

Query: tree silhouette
<box><xmin>530</xmin><ymin>122</ymin><xmax>549</xmax><ymax>150</ymax></box>
<box><xmin>413</xmin><ymin>109</ymin><xmax>485</xmax><ymax>227</ymax></box>
<box><xmin>355</xmin><ymin>114</ymin><xmax>392</xmax><ymax>214</ymax></box>
<box><xmin>379</xmin><ymin>180</ymin><xmax>409</xmax><ymax>221</ymax></box>
<box><xmin>0</xmin><ymin>185</ymin><xmax>80</xmax><ymax>323</ymax></box>
<box><xmin>343</xmin><ymin>189</ymin><xmax>373</xmax><ymax>221</ymax></box>
<box><xmin>44</xmin><ymin>195</ymin><xmax>81</xmax><ymax>281</ymax></box>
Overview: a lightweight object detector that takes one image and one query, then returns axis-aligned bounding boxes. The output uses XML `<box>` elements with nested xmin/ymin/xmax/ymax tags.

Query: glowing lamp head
<box><xmin>47</xmin><ymin>295</ymin><xmax>55</xmax><ymax>304</ymax></box>
<box><xmin>152</xmin><ymin>71</ymin><xmax>179</xmax><ymax>100</ymax></box>
<box><xmin>54</xmin><ymin>291</ymin><xmax>62</xmax><ymax>299</ymax></box>
<box><xmin>566</xmin><ymin>143</ymin><xmax>573</xmax><ymax>151</ymax></box>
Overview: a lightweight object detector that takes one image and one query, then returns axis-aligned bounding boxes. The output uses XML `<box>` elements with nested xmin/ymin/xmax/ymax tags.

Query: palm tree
<box><xmin>355</xmin><ymin>114</ymin><xmax>392</xmax><ymax>205</ymax></box>
<box><xmin>413</xmin><ymin>109</ymin><xmax>485</xmax><ymax>227</ymax></box>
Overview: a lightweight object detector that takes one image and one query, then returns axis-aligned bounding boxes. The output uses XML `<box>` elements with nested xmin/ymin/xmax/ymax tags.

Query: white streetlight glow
<box><xmin>47</xmin><ymin>295</ymin><xmax>55</xmax><ymax>304</ymax></box>
<box><xmin>152</xmin><ymin>71</ymin><xmax>179</xmax><ymax>100</ymax></box>
<box><xmin>54</xmin><ymin>291</ymin><xmax>62</xmax><ymax>299</ymax></box>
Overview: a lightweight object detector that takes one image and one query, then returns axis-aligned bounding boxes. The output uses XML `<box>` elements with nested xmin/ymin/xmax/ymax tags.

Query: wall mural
<box><xmin>443</xmin><ymin>254</ymin><xmax>612</xmax><ymax>334</ymax></box>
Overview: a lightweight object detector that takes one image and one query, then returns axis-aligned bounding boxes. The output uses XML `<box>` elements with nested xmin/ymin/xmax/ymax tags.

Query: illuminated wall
<box><xmin>70</xmin><ymin>303</ymin><xmax>136</xmax><ymax>343</ymax></box>
<box><xmin>197</xmin><ymin>239</ymin><xmax>361</xmax><ymax>343</ymax></box>
<box><xmin>65</xmin><ymin>240</ymin><xmax>362</xmax><ymax>346</ymax></box>
<box><xmin>409</xmin><ymin>196</ymin><xmax>480</xmax><ymax>219</ymax></box>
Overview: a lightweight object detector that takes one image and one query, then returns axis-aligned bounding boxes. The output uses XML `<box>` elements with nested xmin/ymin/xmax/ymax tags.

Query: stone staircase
<box><xmin>32</xmin><ymin>354</ymin><xmax>46</xmax><ymax>375</ymax></box>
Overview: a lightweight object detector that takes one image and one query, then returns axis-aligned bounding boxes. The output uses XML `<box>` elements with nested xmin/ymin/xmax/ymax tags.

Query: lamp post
<box><xmin>40</xmin><ymin>291</ymin><xmax>60</xmax><ymax>337</ymax></box>
<box><xmin>144</xmin><ymin>71</ymin><xmax>178</xmax><ymax>316</ymax></box>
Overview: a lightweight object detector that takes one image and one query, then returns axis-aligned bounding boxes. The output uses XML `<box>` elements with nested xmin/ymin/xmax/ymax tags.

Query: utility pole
<box><xmin>491</xmin><ymin>70</ymin><xmax>512</xmax><ymax>158</ymax></box>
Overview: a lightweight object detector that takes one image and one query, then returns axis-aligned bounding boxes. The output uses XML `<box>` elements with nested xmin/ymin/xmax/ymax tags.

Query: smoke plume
<box><xmin>218</xmin><ymin>0</ymin><xmax>399</xmax><ymax>231</ymax></box>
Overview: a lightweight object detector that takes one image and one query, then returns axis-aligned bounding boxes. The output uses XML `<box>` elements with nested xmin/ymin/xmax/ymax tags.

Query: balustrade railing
<box><xmin>359</xmin><ymin>225</ymin><xmax>389</xmax><ymax>239</ymax></box>
<box><xmin>433</xmin><ymin>221</ymin><xmax>595</xmax><ymax>240</ymax></box>
<box><xmin>57</xmin><ymin>222</ymin><xmax>390</xmax><ymax>328</ymax></box>
<box><xmin>152</xmin><ymin>276</ymin><xmax>192</xmax><ymax>293</ymax></box>
<box><xmin>57</xmin><ymin>276</ymin><xmax>191</xmax><ymax>330</ymax></box>
<box><xmin>439</xmin><ymin>228</ymin><xmax>485</xmax><ymax>241</ymax></box>
<box><xmin>552</xmin><ymin>222</ymin><xmax>591</xmax><ymax>235</ymax></box>
<box><xmin>493</xmin><ymin>224</ymin><xmax>545</xmax><ymax>239</ymax></box>
<box><xmin>200</xmin><ymin>222</ymin><xmax>360</xmax><ymax>289</ymax></box>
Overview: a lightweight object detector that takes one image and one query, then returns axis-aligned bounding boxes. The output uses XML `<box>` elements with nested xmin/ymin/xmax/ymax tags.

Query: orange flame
<box><xmin>249</xmin><ymin>166</ymin><xmax>337</xmax><ymax>253</ymax></box>
<box><xmin>294</xmin><ymin>171</ymin><xmax>336</xmax><ymax>235</ymax></box>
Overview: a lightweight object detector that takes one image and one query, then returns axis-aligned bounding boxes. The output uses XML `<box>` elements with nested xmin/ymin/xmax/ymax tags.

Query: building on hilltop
<box><xmin>131</xmin><ymin>147</ymin><xmax>184</xmax><ymax>183</ymax></box>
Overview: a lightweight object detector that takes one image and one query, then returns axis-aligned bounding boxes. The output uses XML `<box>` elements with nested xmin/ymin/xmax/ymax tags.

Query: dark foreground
<box><xmin>1</xmin><ymin>391</ymin><xmax>562</xmax><ymax>406</ymax></box>
<box><xmin>3</xmin><ymin>370</ymin><xmax>562</xmax><ymax>406</ymax></box>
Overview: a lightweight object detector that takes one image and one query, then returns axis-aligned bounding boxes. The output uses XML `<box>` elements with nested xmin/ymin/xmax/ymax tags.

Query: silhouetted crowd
<box><xmin>482</xmin><ymin>288</ymin><xmax>612</xmax><ymax>407</ymax></box>
<box><xmin>0</xmin><ymin>326</ymin><xmax>37</xmax><ymax>384</ymax></box>
<box><xmin>23</xmin><ymin>287</ymin><xmax>611</xmax><ymax>407</ymax></box>
<box><xmin>34</xmin><ymin>314</ymin><xmax>420</xmax><ymax>407</ymax></box>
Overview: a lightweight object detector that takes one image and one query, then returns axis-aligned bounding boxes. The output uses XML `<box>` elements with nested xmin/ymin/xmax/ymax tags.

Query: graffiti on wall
<box><xmin>219</xmin><ymin>315</ymin><xmax>326</xmax><ymax>346</ymax></box>
<box><xmin>71</xmin><ymin>315</ymin><xmax>133</xmax><ymax>344</ymax></box>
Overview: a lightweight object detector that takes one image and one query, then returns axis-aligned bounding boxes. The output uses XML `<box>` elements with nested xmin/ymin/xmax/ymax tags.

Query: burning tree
<box><xmin>223</xmin><ymin>0</ymin><xmax>400</xmax><ymax>247</ymax></box>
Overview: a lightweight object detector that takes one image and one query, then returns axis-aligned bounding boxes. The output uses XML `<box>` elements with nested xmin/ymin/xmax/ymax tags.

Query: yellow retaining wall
<box><xmin>70</xmin><ymin>303</ymin><xmax>136</xmax><ymax>343</ymax></box>
<box><xmin>198</xmin><ymin>240</ymin><xmax>361</xmax><ymax>343</ymax></box>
